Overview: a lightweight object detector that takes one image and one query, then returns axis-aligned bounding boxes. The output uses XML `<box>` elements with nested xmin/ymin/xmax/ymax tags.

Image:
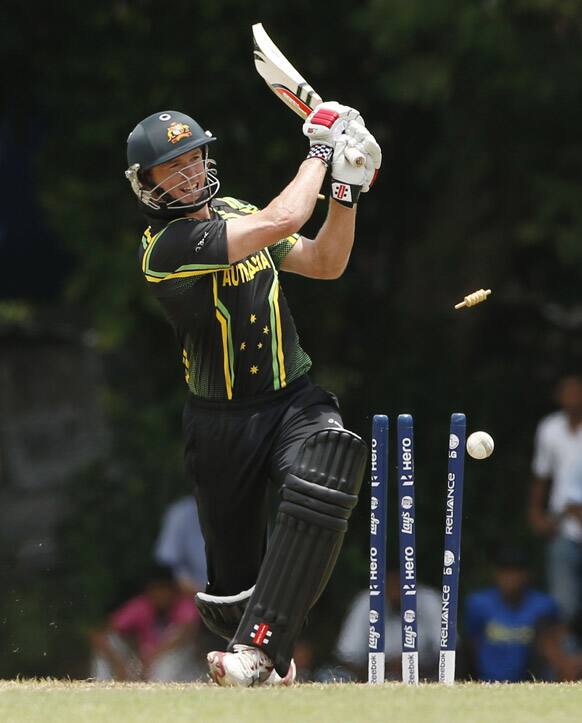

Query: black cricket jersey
<box><xmin>139</xmin><ymin>196</ymin><xmax>312</xmax><ymax>400</ymax></box>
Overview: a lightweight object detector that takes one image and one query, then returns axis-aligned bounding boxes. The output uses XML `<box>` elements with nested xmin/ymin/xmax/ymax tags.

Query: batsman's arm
<box><xmin>225</xmin><ymin>158</ymin><xmax>326</xmax><ymax>264</ymax></box>
<box><xmin>278</xmin><ymin>131</ymin><xmax>380</xmax><ymax>279</ymax></box>
<box><xmin>279</xmin><ymin>201</ymin><xmax>356</xmax><ymax>280</ymax></box>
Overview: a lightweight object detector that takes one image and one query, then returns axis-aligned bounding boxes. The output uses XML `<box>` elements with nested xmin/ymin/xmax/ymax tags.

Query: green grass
<box><xmin>1</xmin><ymin>680</ymin><xmax>582</xmax><ymax>723</ymax></box>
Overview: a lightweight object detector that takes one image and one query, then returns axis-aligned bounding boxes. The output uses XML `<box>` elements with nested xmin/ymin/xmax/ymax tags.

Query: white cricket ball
<box><xmin>466</xmin><ymin>431</ymin><xmax>494</xmax><ymax>460</ymax></box>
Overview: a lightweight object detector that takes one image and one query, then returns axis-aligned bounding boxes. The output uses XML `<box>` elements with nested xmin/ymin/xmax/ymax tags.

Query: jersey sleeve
<box><xmin>532</xmin><ymin>419</ymin><xmax>553</xmax><ymax>478</ymax></box>
<box><xmin>142</xmin><ymin>218</ymin><xmax>230</xmax><ymax>284</ymax></box>
<box><xmin>268</xmin><ymin>233</ymin><xmax>300</xmax><ymax>270</ymax></box>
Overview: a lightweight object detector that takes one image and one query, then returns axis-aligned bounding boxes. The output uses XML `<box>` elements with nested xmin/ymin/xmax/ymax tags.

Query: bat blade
<box><xmin>252</xmin><ymin>22</ymin><xmax>365</xmax><ymax>167</ymax></box>
<box><xmin>252</xmin><ymin>22</ymin><xmax>321</xmax><ymax>119</ymax></box>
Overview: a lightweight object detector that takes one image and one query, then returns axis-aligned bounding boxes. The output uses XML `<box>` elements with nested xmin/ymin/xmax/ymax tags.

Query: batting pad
<box><xmin>229</xmin><ymin>429</ymin><xmax>367</xmax><ymax>676</ymax></box>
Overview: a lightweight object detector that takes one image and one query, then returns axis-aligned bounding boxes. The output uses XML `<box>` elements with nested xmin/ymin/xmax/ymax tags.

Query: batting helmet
<box><xmin>125</xmin><ymin>110</ymin><xmax>219</xmax><ymax>218</ymax></box>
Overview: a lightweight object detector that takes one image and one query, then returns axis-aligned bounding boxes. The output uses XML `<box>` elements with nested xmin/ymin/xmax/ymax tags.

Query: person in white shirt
<box><xmin>528</xmin><ymin>374</ymin><xmax>582</xmax><ymax>623</ymax></box>
<box><xmin>154</xmin><ymin>496</ymin><xmax>207</xmax><ymax>595</ymax></box>
<box><xmin>334</xmin><ymin>565</ymin><xmax>442</xmax><ymax>680</ymax></box>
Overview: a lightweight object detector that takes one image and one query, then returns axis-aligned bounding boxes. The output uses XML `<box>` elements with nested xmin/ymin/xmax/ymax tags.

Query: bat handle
<box><xmin>345</xmin><ymin>147</ymin><xmax>366</xmax><ymax>167</ymax></box>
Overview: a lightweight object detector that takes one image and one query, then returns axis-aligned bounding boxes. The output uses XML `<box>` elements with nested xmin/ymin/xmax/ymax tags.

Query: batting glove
<box><xmin>330</xmin><ymin>122</ymin><xmax>382</xmax><ymax>206</ymax></box>
<box><xmin>348</xmin><ymin>121</ymin><xmax>381</xmax><ymax>193</ymax></box>
<box><xmin>303</xmin><ymin>101</ymin><xmax>363</xmax><ymax>167</ymax></box>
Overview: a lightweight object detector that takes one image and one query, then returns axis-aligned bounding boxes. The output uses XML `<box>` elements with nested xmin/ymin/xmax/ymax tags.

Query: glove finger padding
<box><xmin>330</xmin><ymin>118</ymin><xmax>382</xmax><ymax>203</ymax></box>
<box><xmin>344</xmin><ymin>122</ymin><xmax>381</xmax><ymax>193</ymax></box>
<box><xmin>360</xmin><ymin>135</ymin><xmax>381</xmax><ymax>192</ymax></box>
<box><xmin>303</xmin><ymin>101</ymin><xmax>363</xmax><ymax>167</ymax></box>
<box><xmin>303</xmin><ymin>101</ymin><xmax>361</xmax><ymax>144</ymax></box>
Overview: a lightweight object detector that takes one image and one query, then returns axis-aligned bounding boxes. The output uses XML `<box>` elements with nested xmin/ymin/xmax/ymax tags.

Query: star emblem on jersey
<box><xmin>257</xmin><ymin>342</ymin><xmax>263</xmax><ymax>350</ymax></box>
<box><xmin>167</xmin><ymin>122</ymin><xmax>193</xmax><ymax>144</ymax></box>
<box><xmin>263</xmin><ymin>326</ymin><xmax>270</xmax><ymax>335</ymax></box>
<box><xmin>250</xmin><ymin>314</ymin><xmax>257</xmax><ymax>324</ymax></box>
<box><xmin>240</xmin><ymin>342</ymin><xmax>246</xmax><ymax>351</ymax></box>
<box><xmin>250</xmin><ymin>365</ymin><xmax>259</xmax><ymax>375</ymax></box>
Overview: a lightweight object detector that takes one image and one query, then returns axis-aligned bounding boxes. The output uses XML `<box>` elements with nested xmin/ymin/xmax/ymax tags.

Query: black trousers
<box><xmin>182</xmin><ymin>375</ymin><xmax>343</xmax><ymax>596</ymax></box>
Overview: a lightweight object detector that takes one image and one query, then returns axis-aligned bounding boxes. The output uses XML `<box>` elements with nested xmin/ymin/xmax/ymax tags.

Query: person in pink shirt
<box><xmin>89</xmin><ymin>564</ymin><xmax>202</xmax><ymax>681</ymax></box>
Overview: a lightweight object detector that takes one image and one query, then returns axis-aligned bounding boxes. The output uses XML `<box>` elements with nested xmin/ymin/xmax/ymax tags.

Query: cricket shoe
<box><xmin>207</xmin><ymin>644</ymin><xmax>274</xmax><ymax>687</ymax></box>
<box><xmin>264</xmin><ymin>657</ymin><xmax>296</xmax><ymax>686</ymax></box>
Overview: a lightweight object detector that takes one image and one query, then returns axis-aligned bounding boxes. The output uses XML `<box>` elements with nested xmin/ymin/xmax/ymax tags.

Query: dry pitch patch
<box><xmin>1</xmin><ymin>680</ymin><xmax>582</xmax><ymax>723</ymax></box>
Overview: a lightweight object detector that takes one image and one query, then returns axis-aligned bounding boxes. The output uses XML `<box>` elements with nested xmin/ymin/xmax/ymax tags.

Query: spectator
<box><xmin>463</xmin><ymin>543</ymin><xmax>582</xmax><ymax>682</ymax></box>
<box><xmin>528</xmin><ymin>374</ymin><xmax>582</xmax><ymax>624</ymax></box>
<box><xmin>89</xmin><ymin>564</ymin><xmax>203</xmax><ymax>681</ymax></box>
<box><xmin>154</xmin><ymin>495</ymin><xmax>207</xmax><ymax>595</ymax></box>
<box><xmin>335</xmin><ymin>563</ymin><xmax>441</xmax><ymax>680</ymax></box>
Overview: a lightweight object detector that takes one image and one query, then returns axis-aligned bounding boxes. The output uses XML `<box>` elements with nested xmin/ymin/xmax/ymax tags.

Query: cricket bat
<box><xmin>252</xmin><ymin>23</ymin><xmax>365</xmax><ymax>167</ymax></box>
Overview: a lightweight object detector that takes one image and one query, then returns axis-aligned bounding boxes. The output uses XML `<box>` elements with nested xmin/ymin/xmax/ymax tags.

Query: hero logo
<box><xmin>371</xmin><ymin>438</ymin><xmax>378</xmax><ymax>487</ymax></box>
<box><xmin>403</xmin><ymin>609</ymin><xmax>416</xmax><ymax>624</ymax></box>
<box><xmin>369</xmin><ymin>610</ymin><xmax>379</xmax><ymax>624</ymax></box>
<box><xmin>369</xmin><ymin>545</ymin><xmax>380</xmax><ymax>593</ymax></box>
<box><xmin>332</xmin><ymin>182</ymin><xmax>352</xmax><ymax>203</ymax></box>
<box><xmin>402</xmin><ymin>545</ymin><xmax>415</xmax><ymax>582</ymax></box>
<box><xmin>371</xmin><ymin>496</ymin><xmax>379</xmax><ymax>511</ymax></box>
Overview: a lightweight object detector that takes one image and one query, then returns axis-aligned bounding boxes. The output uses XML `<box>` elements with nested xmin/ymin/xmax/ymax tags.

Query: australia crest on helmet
<box><xmin>167</xmin><ymin>122</ymin><xmax>193</xmax><ymax>144</ymax></box>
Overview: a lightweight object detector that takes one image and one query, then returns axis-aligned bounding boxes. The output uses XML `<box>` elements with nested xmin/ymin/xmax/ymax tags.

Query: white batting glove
<box><xmin>346</xmin><ymin>122</ymin><xmax>381</xmax><ymax>193</ymax></box>
<box><xmin>330</xmin><ymin>123</ymin><xmax>381</xmax><ymax>207</ymax></box>
<box><xmin>303</xmin><ymin>101</ymin><xmax>363</xmax><ymax>167</ymax></box>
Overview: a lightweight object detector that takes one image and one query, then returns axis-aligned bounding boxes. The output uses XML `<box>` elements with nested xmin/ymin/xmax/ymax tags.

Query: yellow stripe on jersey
<box><xmin>142</xmin><ymin>219</ymin><xmax>229</xmax><ymax>283</ymax></box>
<box><xmin>212</xmin><ymin>275</ymin><xmax>234</xmax><ymax>400</ymax></box>
<box><xmin>145</xmin><ymin>265</ymin><xmax>229</xmax><ymax>283</ymax></box>
<box><xmin>272</xmin><ymin>278</ymin><xmax>287</xmax><ymax>388</ymax></box>
<box><xmin>218</xmin><ymin>197</ymin><xmax>259</xmax><ymax>214</ymax></box>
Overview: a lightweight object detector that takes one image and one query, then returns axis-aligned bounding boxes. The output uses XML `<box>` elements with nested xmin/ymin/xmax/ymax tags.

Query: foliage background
<box><xmin>2</xmin><ymin>0</ymin><xmax>582</xmax><ymax>676</ymax></box>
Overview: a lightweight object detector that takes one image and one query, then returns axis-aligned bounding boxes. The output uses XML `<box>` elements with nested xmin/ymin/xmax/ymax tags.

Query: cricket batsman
<box><xmin>124</xmin><ymin>101</ymin><xmax>381</xmax><ymax>686</ymax></box>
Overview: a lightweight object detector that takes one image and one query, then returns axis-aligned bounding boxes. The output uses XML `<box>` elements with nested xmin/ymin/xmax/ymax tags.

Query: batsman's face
<box><xmin>150</xmin><ymin>148</ymin><xmax>206</xmax><ymax>204</ymax></box>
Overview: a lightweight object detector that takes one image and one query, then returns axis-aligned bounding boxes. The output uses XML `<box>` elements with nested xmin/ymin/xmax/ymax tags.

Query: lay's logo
<box><xmin>167</xmin><ymin>122</ymin><xmax>192</xmax><ymax>144</ymax></box>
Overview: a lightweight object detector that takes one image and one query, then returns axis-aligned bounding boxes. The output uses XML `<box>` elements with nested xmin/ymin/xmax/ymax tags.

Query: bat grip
<box><xmin>345</xmin><ymin>147</ymin><xmax>366</xmax><ymax>167</ymax></box>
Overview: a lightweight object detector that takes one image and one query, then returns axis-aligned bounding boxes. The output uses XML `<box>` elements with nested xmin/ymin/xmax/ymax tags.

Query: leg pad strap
<box><xmin>195</xmin><ymin>586</ymin><xmax>255</xmax><ymax>640</ymax></box>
